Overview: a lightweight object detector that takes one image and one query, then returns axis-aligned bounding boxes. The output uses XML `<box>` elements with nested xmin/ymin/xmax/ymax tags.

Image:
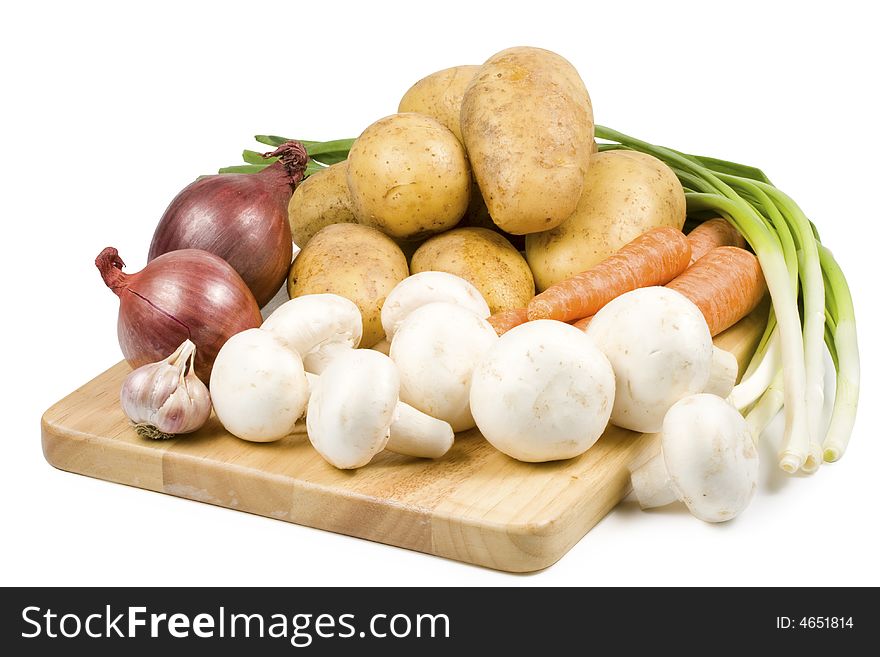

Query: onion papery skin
<box><xmin>148</xmin><ymin>142</ymin><xmax>307</xmax><ymax>307</ymax></box>
<box><xmin>96</xmin><ymin>247</ymin><xmax>262</xmax><ymax>383</ymax></box>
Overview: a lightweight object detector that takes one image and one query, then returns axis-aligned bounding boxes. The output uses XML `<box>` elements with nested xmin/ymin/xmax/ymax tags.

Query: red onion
<box><xmin>96</xmin><ymin>247</ymin><xmax>262</xmax><ymax>383</ymax></box>
<box><xmin>148</xmin><ymin>141</ymin><xmax>308</xmax><ymax>307</ymax></box>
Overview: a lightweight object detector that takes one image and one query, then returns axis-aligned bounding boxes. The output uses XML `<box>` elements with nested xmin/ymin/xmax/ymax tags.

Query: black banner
<box><xmin>0</xmin><ymin>587</ymin><xmax>870</xmax><ymax>654</ymax></box>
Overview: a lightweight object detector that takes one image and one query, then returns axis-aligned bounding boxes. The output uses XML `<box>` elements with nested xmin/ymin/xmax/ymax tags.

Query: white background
<box><xmin>2</xmin><ymin>0</ymin><xmax>878</xmax><ymax>586</ymax></box>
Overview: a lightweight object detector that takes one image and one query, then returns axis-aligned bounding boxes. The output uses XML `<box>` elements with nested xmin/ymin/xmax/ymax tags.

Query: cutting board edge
<box><xmin>40</xmin><ymin>413</ymin><xmax>595</xmax><ymax>573</ymax></box>
<box><xmin>427</xmin><ymin>431</ymin><xmax>661</xmax><ymax>573</ymax></box>
<box><xmin>42</xmin><ymin>409</ymin><xmax>160</xmax><ymax>489</ymax></box>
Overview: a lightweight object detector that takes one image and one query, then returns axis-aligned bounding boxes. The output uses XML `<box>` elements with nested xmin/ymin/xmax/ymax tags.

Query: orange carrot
<box><xmin>572</xmin><ymin>316</ymin><xmax>592</xmax><ymax>331</ymax></box>
<box><xmin>528</xmin><ymin>226</ymin><xmax>691</xmax><ymax>322</ymax></box>
<box><xmin>487</xmin><ymin>308</ymin><xmax>528</xmax><ymax>335</ymax></box>
<box><xmin>686</xmin><ymin>218</ymin><xmax>746</xmax><ymax>264</ymax></box>
<box><xmin>667</xmin><ymin>246</ymin><xmax>766</xmax><ymax>336</ymax></box>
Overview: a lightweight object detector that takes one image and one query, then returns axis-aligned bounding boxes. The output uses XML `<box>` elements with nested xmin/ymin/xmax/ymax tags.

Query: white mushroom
<box><xmin>390</xmin><ymin>301</ymin><xmax>498</xmax><ymax>431</ymax></box>
<box><xmin>304</xmin><ymin>371</ymin><xmax>453</xmax><ymax>461</ymax></box>
<box><xmin>706</xmin><ymin>346</ymin><xmax>738</xmax><ymax>398</ymax></box>
<box><xmin>470</xmin><ymin>320</ymin><xmax>616</xmax><ymax>462</ymax></box>
<box><xmin>261</xmin><ymin>293</ymin><xmax>363</xmax><ymax>374</ymax></box>
<box><xmin>212</xmin><ymin>293</ymin><xmax>453</xmax><ymax>453</ymax></box>
<box><xmin>307</xmin><ymin>349</ymin><xmax>453</xmax><ymax>469</ymax></box>
<box><xmin>631</xmin><ymin>393</ymin><xmax>759</xmax><ymax>522</ymax></box>
<box><xmin>209</xmin><ymin>329</ymin><xmax>309</xmax><ymax>442</ymax></box>
<box><xmin>381</xmin><ymin>271</ymin><xmax>490</xmax><ymax>341</ymax></box>
<box><xmin>211</xmin><ymin>294</ymin><xmax>359</xmax><ymax>442</ymax></box>
<box><xmin>586</xmin><ymin>286</ymin><xmax>736</xmax><ymax>433</ymax></box>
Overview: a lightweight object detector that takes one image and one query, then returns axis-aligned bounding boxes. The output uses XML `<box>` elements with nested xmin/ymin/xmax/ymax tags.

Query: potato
<box><xmin>396</xmin><ymin>61</ymin><xmax>542</xmax><ymax>251</ymax></box>
<box><xmin>288</xmin><ymin>223</ymin><xmax>408</xmax><ymax>346</ymax></box>
<box><xmin>525</xmin><ymin>150</ymin><xmax>686</xmax><ymax>291</ymax></box>
<box><xmin>461</xmin><ymin>47</ymin><xmax>594</xmax><ymax>235</ymax></box>
<box><xmin>398</xmin><ymin>65</ymin><xmax>479</xmax><ymax>143</ymax></box>
<box><xmin>347</xmin><ymin>113</ymin><xmax>470</xmax><ymax>240</ymax></box>
<box><xmin>287</xmin><ymin>161</ymin><xmax>357</xmax><ymax>248</ymax></box>
<box><xmin>410</xmin><ymin>227</ymin><xmax>534</xmax><ymax>314</ymax></box>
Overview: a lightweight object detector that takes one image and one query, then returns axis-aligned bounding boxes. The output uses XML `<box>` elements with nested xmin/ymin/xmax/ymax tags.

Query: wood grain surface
<box><xmin>41</xmin><ymin>307</ymin><xmax>766</xmax><ymax>572</ymax></box>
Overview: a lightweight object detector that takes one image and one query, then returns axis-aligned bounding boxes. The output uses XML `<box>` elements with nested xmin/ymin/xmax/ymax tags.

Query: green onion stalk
<box><xmin>219</xmin><ymin>136</ymin><xmax>356</xmax><ymax>178</ymax></box>
<box><xmin>818</xmin><ymin>245</ymin><xmax>859</xmax><ymax>462</ymax></box>
<box><xmin>224</xmin><ymin>128</ymin><xmax>859</xmax><ymax>473</ymax></box>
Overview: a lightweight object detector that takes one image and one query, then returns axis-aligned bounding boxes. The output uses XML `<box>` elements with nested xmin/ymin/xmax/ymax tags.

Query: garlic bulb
<box><xmin>120</xmin><ymin>339</ymin><xmax>212</xmax><ymax>439</ymax></box>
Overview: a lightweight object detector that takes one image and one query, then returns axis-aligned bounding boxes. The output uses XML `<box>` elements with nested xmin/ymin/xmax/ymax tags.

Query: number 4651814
<box><xmin>776</xmin><ymin>617</ymin><xmax>854</xmax><ymax>629</ymax></box>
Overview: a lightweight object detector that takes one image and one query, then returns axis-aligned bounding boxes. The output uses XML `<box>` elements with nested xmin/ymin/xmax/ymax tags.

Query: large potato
<box><xmin>288</xmin><ymin>223</ymin><xmax>408</xmax><ymax>346</ymax></box>
<box><xmin>398</xmin><ymin>65</ymin><xmax>479</xmax><ymax>142</ymax></box>
<box><xmin>287</xmin><ymin>161</ymin><xmax>357</xmax><ymax>248</ymax></box>
<box><xmin>461</xmin><ymin>47</ymin><xmax>594</xmax><ymax>235</ymax></box>
<box><xmin>410</xmin><ymin>227</ymin><xmax>535</xmax><ymax>314</ymax></box>
<box><xmin>347</xmin><ymin>113</ymin><xmax>470</xmax><ymax>240</ymax></box>
<box><xmin>525</xmin><ymin>150</ymin><xmax>686</xmax><ymax>291</ymax></box>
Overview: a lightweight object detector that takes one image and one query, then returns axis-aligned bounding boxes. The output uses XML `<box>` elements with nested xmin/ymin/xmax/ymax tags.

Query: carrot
<box><xmin>686</xmin><ymin>218</ymin><xmax>746</xmax><ymax>264</ymax></box>
<box><xmin>487</xmin><ymin>308</ymin><xmax>528</xmax><ymax>335</ymax></box>
<box><xmin>528</xmin><ymin>226</ymin><xmax>691</xmax><ymax>322</ymax></box>
<box><xmin>572</xmin><ymin>316</ymin><xmax>592</xmax><ymax>331</ymax></box>
<box><xmin>667</xmin><ymin>246</ymin><xmax>766</xmax><ymax>336</ymax></box>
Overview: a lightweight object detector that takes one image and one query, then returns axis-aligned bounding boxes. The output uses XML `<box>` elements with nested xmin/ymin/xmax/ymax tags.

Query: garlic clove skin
<box><xmin>120</xmin><ymin>359</ymin><xmax>183</xmax><ymax>425</ymax></box>
<box><xmin>153</xmin><ymin>369</ymin><xmax>212</xmax><ymax>435</ymax></box>
<box><xmin>120</xmin><ymin>339</ymin><xmax>212</xmax><ymax>439</ymax></box>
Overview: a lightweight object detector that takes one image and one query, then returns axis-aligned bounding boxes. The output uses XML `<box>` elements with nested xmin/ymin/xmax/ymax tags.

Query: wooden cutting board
<box><xmin>41</xmin><ymin>308</ymin><xmax>765</xmax><ymax>572</ymax></box>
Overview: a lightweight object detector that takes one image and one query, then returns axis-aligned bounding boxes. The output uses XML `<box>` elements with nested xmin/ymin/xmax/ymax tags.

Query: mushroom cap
<box><xmin>586</xmin><ymin>286</ymin><xmax>713</xmax><ymax>433</ymax></box>
<box><xmin>381</xmin><ymin>271</ymin><xmax>490</xmax><ymax>340</ymax></box>
<box><xmin>261</xmin><ymin>293</ymin><xmax>363</xmax><ymax>372</ymax></box>
<box><xmin>390</xmin><ymin>301</ymin><xmax>498</xmax><ymax>431</ymax></box>
<box><xmin>210</xmin><ymin>329</ymin><xmax>309</xmax><ymax>442</ymax></box>
<box><xmin>470</xmin><ymin>320</ymin><xmax>615</xmax><ymax>462</ymax></box>
<box><xmin>306</xmin><ymin>349</ymin><xmax>399</xmax><ymax>469</ymax></box>
<box><xmin>661</xmin><ymin>394</ymin><xmax>759</xmax><ymax>522</ymax></box>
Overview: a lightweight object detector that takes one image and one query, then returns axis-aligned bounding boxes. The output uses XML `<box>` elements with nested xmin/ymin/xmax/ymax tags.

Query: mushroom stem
<box><xmin>630</xmin><ymin>449</ymin><xmax>678</xmax><ymax>509</ymax></box>
<box><xmin>706</xmin><ymin>346</ymin><xmax>738</xmax><ymax>398</ymax></box>
<box><xmin>303</xmin><ymin>373</ymin><xmax>454</xmax><ymax>460</ymax></box>
<box><xmin>387</xmin><ymin>402</ymin><xmax>455</xmax><ymax>458</ymax></box>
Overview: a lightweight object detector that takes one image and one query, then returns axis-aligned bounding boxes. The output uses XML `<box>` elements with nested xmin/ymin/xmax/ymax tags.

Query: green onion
<box><xmin>219</xmin><ymin>138</ymin><xmax>353</xmax><ymax>177</ymax></box>
<box><xmin>818</xmin><ymin>245</ymin><xmax>859</xmax><ymax>462</ymax></box>
<box><xmin>217</xmin><ymin>164</ymin><xmax>269</xmax><ymax>174</ymax></box>
<box><xmin>242</xmin><ymin>149</ymin><xmax>276</xmax><ymax>165</ymax></box>
<box><xmin>730</xmin><ymin>326</ymin><xmax>779</xmax><ymax>410</ymax></box>
<box><xmin>746</xmin><ymin>369</ymin><xmax>785</xmax><ymax>440</ymax></box>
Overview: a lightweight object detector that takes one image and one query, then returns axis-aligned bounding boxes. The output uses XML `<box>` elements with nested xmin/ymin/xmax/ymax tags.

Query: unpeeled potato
<box><xmin>525</xmin><ymin>150</ymin><xmax>686</xmax><ymax>291</ymax></box>
<box><xmin>288</xmin><ymin>223</ymin><xmax>409</xmax><ymax>346</ymax></box>
<box><xmin>347</xmin><ymin>113</ymin><xmax>471</xmax><ymax>241</ymax></box>
<box><xmin>287</xmin><ymin>161</ymin><xmax>357</xmax><ymax>248</ymax></box>
<box><xmin>410</xmin><ymin>227</ymin><xmax>534</xmax><ymax>314</ymax></box>
<box><xmin>398</xmin><ymin>65</ymin><xmax>479</xmax><ymax>143</ymax></box>
<box><xmin>461</xmin><ymin>47</ymin><xmax>594</xmax><ymax>235</ymax></box>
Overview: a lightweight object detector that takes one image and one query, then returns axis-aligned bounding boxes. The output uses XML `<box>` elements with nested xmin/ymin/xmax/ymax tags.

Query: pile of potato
<box><xmin>287</xmin><ymin>46</ymin><xmax>686</xmax><ymax>347</ymax></box>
